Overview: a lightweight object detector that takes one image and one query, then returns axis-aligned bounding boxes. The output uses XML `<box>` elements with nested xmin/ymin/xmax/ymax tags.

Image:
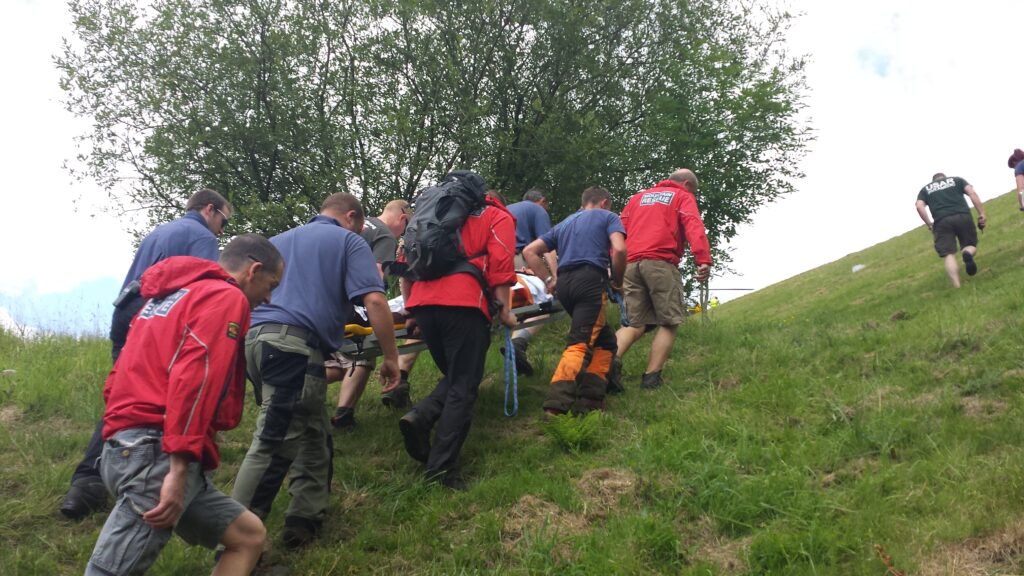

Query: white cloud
<box><xmin>0</xmin><ymin>307</ymin><xmax>38</xmax><ymax>339</ymax></box>
<box><xmin>716</xmin><ymin>1</ymin><xmax>1024</xmax><ymax>300</ymax></box>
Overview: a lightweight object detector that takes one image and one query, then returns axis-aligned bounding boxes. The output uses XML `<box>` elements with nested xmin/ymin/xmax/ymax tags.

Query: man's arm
<box><xmin>915</xmin><ymin>199</ymin><xmax>933</xmax><ymax>230</ymax></box>
<box><xmin>522</xmin><ymin>238</ymin><xmax>554</xmax><ymax>292</ymax></box>
<box><xmin>677</xmin><ymin>194</ymin><xmax>712</xmax><ymax>267</ymax></box>
<box><xmin>609</xmin><ymin>232</ymin><xmax>626</xmax><ymax>291</ymax></box>
<box><xmin>964</xmin><ymin>185</ymin><xmax>986</xmax><ymax>228</ymax></box>
<box><xmin>142</xmin><ymin>453</ymin><xmax>190</xmax><ymax>529</ymax></box>
<box><xmin>363</xmin><ymin>291</ymin><xmax>400</xmax><ymax>391</ymax></box>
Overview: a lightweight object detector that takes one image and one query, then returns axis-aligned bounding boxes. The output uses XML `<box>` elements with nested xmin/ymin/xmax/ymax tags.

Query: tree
<box><xmin>58</xmin><ymin>0</ymin><xmax>809</xmax><ymax>275</ymax></box>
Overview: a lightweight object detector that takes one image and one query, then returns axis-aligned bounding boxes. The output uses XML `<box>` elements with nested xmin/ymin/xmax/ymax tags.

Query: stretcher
<box><xmin>337</xmin><ymin>299</ymin><xmax>565</xmax><ymax>361</ymax></box>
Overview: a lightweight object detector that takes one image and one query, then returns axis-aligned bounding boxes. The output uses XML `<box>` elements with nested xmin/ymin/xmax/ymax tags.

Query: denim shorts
<box><xmin>85</xmin><ymin>428</ymin><xmax>245</xmax><ymax>576</ymax></box>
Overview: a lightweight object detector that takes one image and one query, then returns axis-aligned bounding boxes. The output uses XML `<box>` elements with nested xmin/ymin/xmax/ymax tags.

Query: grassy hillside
<box><xmin>3</xmin><ymin>191</ymin><xmax>1024</xmax><ymax>575</ymax></box>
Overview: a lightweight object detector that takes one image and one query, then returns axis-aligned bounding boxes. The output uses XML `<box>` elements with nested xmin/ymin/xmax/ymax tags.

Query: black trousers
<box><xmin>410</xmin><ymin>306</ymin><xmax>491</xmax><ymax>475</ymax></box>
<box><xmin>544</xmin><ymin>265</ymin><xmax>616</xmax><ymax>413</ymax></box>
<box><xmin>70</xmin><ymin>295</ymin><xmax>145</xmax><ymax>484</ymax></box>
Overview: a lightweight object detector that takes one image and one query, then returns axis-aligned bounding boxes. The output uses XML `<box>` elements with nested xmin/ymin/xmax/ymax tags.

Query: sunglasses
<box><xmin>216</xmin><ymin>207</ymin><xmax>231</xmax><ymax>225</ymax></box>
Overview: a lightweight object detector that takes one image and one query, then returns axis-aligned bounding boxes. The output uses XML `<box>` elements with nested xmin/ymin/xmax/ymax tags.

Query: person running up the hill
<box><xmin>84</xmin><ymin>234</ymin><xmax>283</xmax><ymax>576</ymax></box>
<box><xmin>231</xmin><ymin>192</ymin><xmax>400</xmax><ymax>549</ymax></box>
<box><xmin>1008</xmin><ymin>149</ymin><xmax>1024</xmax><ymax>211</ymax></box>
<box><xmin>609</xmin><ymin>169</ymin><xmax>712</xmax><ymax>392</ymax></box>
<box><xmin>332</xmin><ymin>199</ymin><xmax>412</xmax><ymax>429</ymax></box>
<box><xmin>61</xmin><ymin>188</ymin><xmax>233</xmax><ymax>521</ymax></box>
<box><xmin>522</xmin><ymin>186</ymin><xmax>626</xmax><ymax>417</ymax></box>
<box><xmin>915</xmin><ymin>172</ymin><xmax>987</xmax><ymax>288</ymax></box>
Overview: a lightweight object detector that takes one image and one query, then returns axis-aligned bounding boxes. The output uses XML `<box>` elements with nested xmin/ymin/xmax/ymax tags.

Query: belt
<box><xmin>253</xmin><ymin>323</ymin><xmax>329</xmax><ymax>354</ymax></box>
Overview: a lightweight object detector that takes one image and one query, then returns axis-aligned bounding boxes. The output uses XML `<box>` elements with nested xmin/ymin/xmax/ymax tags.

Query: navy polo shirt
<box><xmin>507</xmin><ymin>201</ymin><xmax>552</xmax><ymax>252</ymax></box>
<box><xmin>251</xmin><ymin>215</ymin><xmax>384</xmax><ymax>351</ymax></box>
<box><xmin>540</xmin><ymin>209</ymin><xmax>625</xmax><ymax>272</ymax></box>
<box><xmin>120</xmin><ymin>211</ymin><xmax>219</xmax><ymax>289</ymax></box>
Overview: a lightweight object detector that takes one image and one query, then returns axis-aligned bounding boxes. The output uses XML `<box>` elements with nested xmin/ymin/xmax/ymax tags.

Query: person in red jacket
<box><xmin>85</xmin><ymin>234</ymin><xmax>283</xmax><ymax>576</ymax></box>
<box><xmin>398</xmin><ymin>190</ymin><xmax>517</xmax><ymax>490</ymax></box>
<box><xmin>610</xmin><ymin>169</ymin><xmax>712</xmax><ymax>391</ymax></box>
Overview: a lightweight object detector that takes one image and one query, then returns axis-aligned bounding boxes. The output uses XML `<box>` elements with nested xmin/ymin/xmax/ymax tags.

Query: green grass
<box><xmin>3</xmin><ymin>191</ymin><xmax>1024</xmax><ymax>574</ymax></box>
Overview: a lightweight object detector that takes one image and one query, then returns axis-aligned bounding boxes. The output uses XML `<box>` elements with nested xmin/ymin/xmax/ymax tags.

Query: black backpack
<box><xmin>403</xmin><ymin>170</ymin><xmax>489</xmax><ymax>286</ymax></box>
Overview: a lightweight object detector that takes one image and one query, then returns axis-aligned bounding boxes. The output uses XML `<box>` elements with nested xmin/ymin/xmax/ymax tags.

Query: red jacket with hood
<box><xmin>406</xmin><ymin>195</ymin><xmax>517</xmax><ymax>320</ymax></box>
<box><xmin>620</xmin><ymin>179</ymin><xmax>713</xmax><ymax>266</ymax></box>
<box><xmin>102</xmin><ymin>256</ymin><xmax>251</xmax><ymax>470</ymax></box>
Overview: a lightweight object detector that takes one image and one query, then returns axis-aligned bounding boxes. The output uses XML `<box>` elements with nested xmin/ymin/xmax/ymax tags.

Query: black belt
<box><xmin>254</xmin><ymin>323</ymin><xmax>330</xmax><ymax>354</ymax></box>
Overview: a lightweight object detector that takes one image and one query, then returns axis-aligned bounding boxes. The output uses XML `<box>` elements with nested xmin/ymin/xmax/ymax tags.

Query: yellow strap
<box><xmin>344</xmin><ymin>323</ymin><xmax>406</xmax><ymax>339</ymax></box>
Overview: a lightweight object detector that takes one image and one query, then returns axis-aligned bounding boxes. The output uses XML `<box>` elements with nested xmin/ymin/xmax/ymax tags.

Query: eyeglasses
<box><xmin>216</xmin><ymin>208</ymin><xmax>231</xmax><ymax>225</ymax></box>
<box><xmin>247</xmin><ymin>255</ymin><xmax>262</xmax><ymax>264</ymax></box>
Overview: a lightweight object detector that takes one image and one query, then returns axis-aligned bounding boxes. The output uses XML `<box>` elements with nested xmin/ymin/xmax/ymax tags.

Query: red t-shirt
<box><xmin>406</xmin><ymin>197</ymin><xmax>517</xmax><ymax>320</ymax></box>
<box><xmin>620</xmin><ymin>179</ymin><xmax>712</xmax><ymax>266</ymax></box>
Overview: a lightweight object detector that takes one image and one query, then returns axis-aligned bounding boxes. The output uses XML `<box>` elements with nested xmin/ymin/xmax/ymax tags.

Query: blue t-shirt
<box><xmin>507</xmin><ymin>201</ymin><xmax>552</xmax><ymax>251</ymax></box>
<box><xmin>121</xmin><ymin>211</ymin><xmax>219</xmax><ymax>290</ymax></box>
<box><xmin>251</xmin><ymin>215</ymin><xmax>384</xmax><ymax>351</ymax></box>
<box><xmin>539</xmin><ymin>209</ymin><xmax>625</xmax><ymax>272</ymax></box>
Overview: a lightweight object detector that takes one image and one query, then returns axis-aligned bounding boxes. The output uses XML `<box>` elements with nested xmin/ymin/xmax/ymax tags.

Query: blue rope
<box><xmin>608</xmin><ymin>288</ymin><xmax>630</xmax><ymax>327</ymax></box>
<box><xmin>503</xmin><ymin>327</ymin><xmax>519</xmax><ymax>417</ymax></box>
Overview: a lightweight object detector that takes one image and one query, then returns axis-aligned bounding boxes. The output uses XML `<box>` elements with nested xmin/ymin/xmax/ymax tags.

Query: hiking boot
<box><xmin>427</xmin><ymin>469</ymin><xmax>467</xmax><ymax>491</ymax></box>
<box><xmin>640</xmin><ymin>370</ymin><xmax>663</xmax><ymax>390</ymax></box>
<box><xmin>381</xmin><ymin>380</ymin><xmax>411</xmax><ymax>409</ymax></box>
<box><xmin>281</xmin><ymin>516</ymin><xmax>320</xmax><ymax>549</ymax></box>
<box><xmin>511</xmin><ymin>337</ymin><xmax>534</xmax><ymax>376</ymax></box>
<box><xmin>963</xmin><ymin>251</ymin><xmax>977</xmax><ymax>276</ymax></box>
<box><xmin>399</xmin><ymin>410</ymin><xmax>431</xmax><ymax>464</ymax></box>
<box><xmin>59</xmin><ymin>476</ymin><xmax>109</xmax><ymax>520</ymax></box>
<box><xmin>331</xmin><ymin>406</ymin><xmax>356</xmax><ymax>431</ymax></box>
<box><xmin>606</xmin><ymin>356</ymin><xmax>624</xmax><ymax>395</ymax></box>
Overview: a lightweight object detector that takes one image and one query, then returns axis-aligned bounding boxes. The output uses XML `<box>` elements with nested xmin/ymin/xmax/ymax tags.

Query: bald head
<box><xmin>668</xmin><ymin>169</ymin><xmax>699</xmax><ymax>192</ymax></box>
<box><xmin>380</xmin><ymin>199</ymin><xmax>412</xmax><ymax>238</ymax></box>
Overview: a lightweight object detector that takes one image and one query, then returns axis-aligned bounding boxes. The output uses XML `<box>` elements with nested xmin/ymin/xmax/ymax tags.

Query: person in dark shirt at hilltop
<box><xmin>915</xmin><ymin>172</ymin><xmax>987</xmax><ymax>288</ymax></box>
<box><xmin>1008</xmin><ymin>148</ymin><xmax>1024</xmax><ymax>211</ymax></box>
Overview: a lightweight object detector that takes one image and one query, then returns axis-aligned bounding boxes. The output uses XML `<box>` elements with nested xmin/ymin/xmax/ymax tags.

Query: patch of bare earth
<box><xmin>960</xmin><ymin>396</ymin><xmax>1007</xmax><ymax>419</ymax></box>
<box><xmin>501</xmin><ymin>494</ymin><xmax>587</xmax><ymax>558</ymax></box>
<box><xmin>715</xmin><ymin>377</ymin><xmax>740</xmax><ymax>391</ymax></box>
<box><xmin>822</xmin><ymin>457</ymin><xmax>876</xmax><ymax>488</ymax></box>
<box><xmin>918</xmin><ymin>520</ymin><xmax>1024</xmax><ymax>576</ymax></box>
<box><xmin>0</xmin><ymin>405</ymin><xmax>21</xmax><ymax>424</ymax></box>
<box><xmin>576</xmin><ymin>467</ymin><xmax>639</xmax><ymax>520</ymax></box>
<box><xmin>691</xmin><ymin>516</ymin><xmax>750</xmax><ymax>575</ymax></box>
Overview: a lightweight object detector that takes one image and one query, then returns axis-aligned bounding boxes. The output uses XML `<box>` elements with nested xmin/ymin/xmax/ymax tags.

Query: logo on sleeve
<box><xmin>226</xmin><ymin>322</ymin><xmax>240</xmax><ymax>340</ymax></box>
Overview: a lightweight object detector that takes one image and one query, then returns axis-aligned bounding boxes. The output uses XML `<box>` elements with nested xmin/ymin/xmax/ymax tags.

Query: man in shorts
<box><xmin>84</xmin><ymin>234</ymin><xmax>283</xmax><ymax>576</ymax></box>
<box><xmin>332</xmin><ymin>199</ymin><xmax>412</xmax><ymax>428</ymax></box>
<box><xmin>61</xmin><ymin>188</ymin><xmax>232</xmax><ymax>520</ymax></box>
<box><xmin>915</xmin><ymin>172</ymin><xmax>987</xmax><ymax>288</ymax></box>
<box><xmin>610</xmin><ymin>169</ymin><xmax>712</xmax><ymax>391</ymax></box>
<box><xmin>522</xmin><ymin>186</ymin><xmax>626</xmax><ymax>416</ymax></box>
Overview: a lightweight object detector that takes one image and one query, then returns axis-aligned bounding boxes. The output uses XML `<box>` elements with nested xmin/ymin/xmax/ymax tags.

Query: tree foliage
<box><xmin>58</xmin><ymin>0</ymin><xmax>809</xmax><ymax>272</ymax></box>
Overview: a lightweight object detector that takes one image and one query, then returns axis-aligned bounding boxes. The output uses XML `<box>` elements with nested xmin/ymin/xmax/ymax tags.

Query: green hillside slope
<box><xmin>2</xmin><ymin>191</ymin><xmax>1024</xmax><ymax>575</ymax></box>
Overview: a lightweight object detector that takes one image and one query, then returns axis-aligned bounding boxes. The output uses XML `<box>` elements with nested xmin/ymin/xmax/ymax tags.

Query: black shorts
<box><xmin>933</xmin><ymin>212</ymin><xmax>977</xmax><ymax>257</ymax></box>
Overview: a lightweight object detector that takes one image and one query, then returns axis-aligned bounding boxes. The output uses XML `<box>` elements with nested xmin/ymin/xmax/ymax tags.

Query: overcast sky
<box><xmin>1</xmin><ymin>0</ymin><xmax>1022</xmax><ymax>333</ymax></box>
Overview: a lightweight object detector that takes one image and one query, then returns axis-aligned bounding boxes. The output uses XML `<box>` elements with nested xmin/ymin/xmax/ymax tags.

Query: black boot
<box><xmin>606</xmin><ymin>356</ymin><xmax>624</xmax><ymax>395</ymax></box>
<box><xmin>640</xmin><ymin>370</ymin><xmax>663</xmax><ymax>390</ymax></box>
<box><xmin>59</xmin><ymin>476</ymin><xmax>109</xmax><ymax>520</ymax></box>
<box><xmin>511</xmin><ymin>337</ymin><xmax>534</xmax><ymax>376</ymax></box>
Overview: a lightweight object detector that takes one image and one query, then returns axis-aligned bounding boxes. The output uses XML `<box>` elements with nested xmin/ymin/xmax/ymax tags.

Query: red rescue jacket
<box><xmin>620</xmin><ymin>179</ymin><xmax>712</xmax><ymax>266</ymax></box>
<box><xmin>102</xmin><ymin>256</ymin><xmax>251</xmax><ymax>470</ymax></box>
<box><xmin>406</xmin><ymin>196</ymin><xmax>517</xmax><ymax>320</ymax></box>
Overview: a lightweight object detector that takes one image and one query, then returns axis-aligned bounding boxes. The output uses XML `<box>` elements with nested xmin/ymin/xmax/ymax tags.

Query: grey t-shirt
<box><xmin>361</xmin><ymin>217</ymin><xmax>398</xmax><ymax>272</ymax></box>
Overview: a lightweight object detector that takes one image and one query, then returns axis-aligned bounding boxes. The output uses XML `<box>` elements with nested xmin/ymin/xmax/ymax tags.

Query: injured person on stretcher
<box><xmin>324</xmin><ymin>272</ymin><xmax>561</xmax><ymax>429</ymax></box>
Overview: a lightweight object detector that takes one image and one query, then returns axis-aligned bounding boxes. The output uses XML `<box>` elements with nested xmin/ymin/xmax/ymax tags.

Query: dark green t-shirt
<box><xmin>917</xmin><ymin>176</ymin><xmax>971</xmax><ymax>223</ymax></box>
